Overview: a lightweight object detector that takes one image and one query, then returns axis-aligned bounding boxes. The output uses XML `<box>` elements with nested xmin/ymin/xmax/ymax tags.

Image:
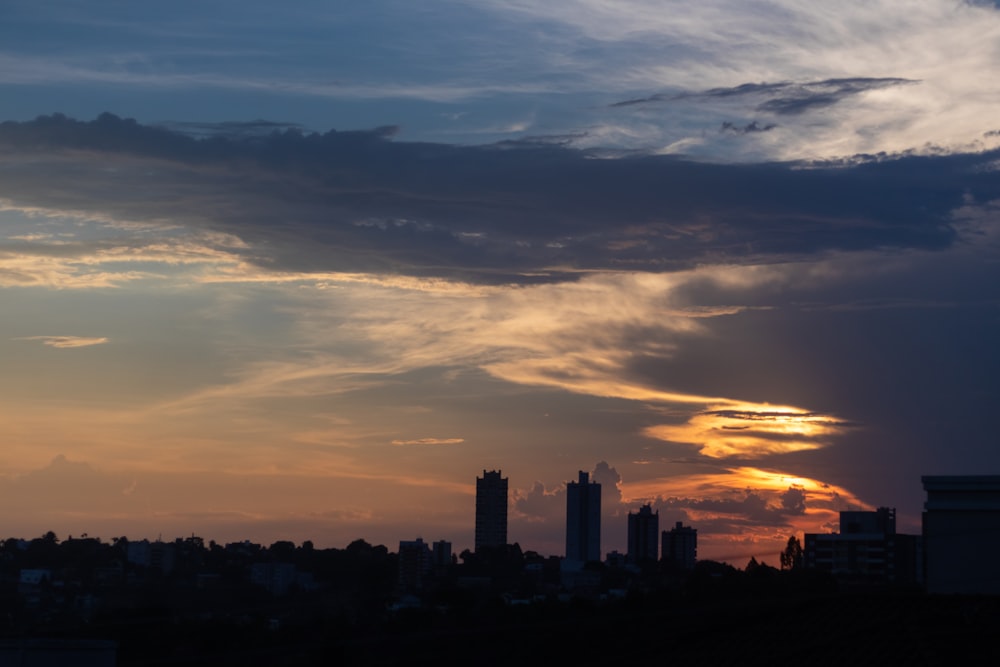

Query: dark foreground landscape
<box><xmin>1</xmin><ymin>534</ymin><xmax>997</xmax><ymax>665</ymax></box>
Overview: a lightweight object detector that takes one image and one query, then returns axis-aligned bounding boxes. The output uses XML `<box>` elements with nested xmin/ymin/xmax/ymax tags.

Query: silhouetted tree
<box><xmin>780</xmin><ymin>536</ymin><xmax>803</xmax><ymax>571</ymax></box>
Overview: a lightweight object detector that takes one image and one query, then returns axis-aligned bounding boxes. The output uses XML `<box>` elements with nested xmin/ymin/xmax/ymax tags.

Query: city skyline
<box><xmin>1</xmin><ymin>2</ymin><xmax>999</xmax><ymax>565</ymax></box>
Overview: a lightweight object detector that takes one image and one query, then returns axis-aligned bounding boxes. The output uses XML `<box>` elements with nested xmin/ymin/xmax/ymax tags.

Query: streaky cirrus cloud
<box><xmin>4</xmin><ymin>2</ymin><xmax>1000</xmax><ymax>160</ymax></box>
<box><xmin>391</xmin><ymin>437</ymin><xmax>465</xmax><ymax>446</ymax></box>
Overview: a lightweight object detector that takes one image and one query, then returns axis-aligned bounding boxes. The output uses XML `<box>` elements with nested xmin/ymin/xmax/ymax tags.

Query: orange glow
<box><xmin>624</xmin><ymin>466</ymin><xmax>871</xmax><ymax>563</ymax></box>
<box><xmin>644</xmin><ymin>402</ymin><xmax>847</xmax><ymax>458</ymax></box>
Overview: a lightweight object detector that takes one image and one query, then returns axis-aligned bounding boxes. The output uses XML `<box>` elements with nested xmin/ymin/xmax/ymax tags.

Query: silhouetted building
<box><xmin>923</xmin><ymin>476</ymin><xmax>1000</xmax><ymax>594</ymax></box>
<box><xmin>250</xmin><ymin>562</ymin><xmax>297</xmax><ymax>596</ymax></box>
<box><xmin>397</xmin><ymin>538</ymin><xmax>432</xmax><ymax>591</ymax></box>
<box><xmin>566</xmin><ymin>471</ymin><xmax>601</xmax><ymax>563</ymax></box>
<box><xmin>432</xmin><ymin>540</ymin><xmax>452</xmax><ymax>567</ymax></box>
<box><xmin>605</xmin><ymin>550</ymin><xmax>627</xmax><ymax>568</ymax></box>
<box><xmin>126</xmin><ymin>539</ymin><xmax>176</xmax><ymax>573</ymax></box>
<box><xmin>475</xmin><ymin>469</ymin><xmax>508</xmax><ymax>552</ymax></box>
<box><xmin>804</xmin><ymin>507</ymin><xmax>922</xmax><ymax>586</ymax></box>
<box><xmin>627</xmin><ymin>504</ymin><xmax>659</xmax><ymax>563</ymax></box>
<box><xmin>662</xmin><ymin>521</ymin><xmax>697</xmax><ymax>569</ymax></box>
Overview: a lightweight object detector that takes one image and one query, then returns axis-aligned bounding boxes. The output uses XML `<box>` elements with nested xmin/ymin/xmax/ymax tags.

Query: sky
<box><xmin>1</xmin><ymin>1</ymin><xmax>999</xmax><ymax>564</ymax></box>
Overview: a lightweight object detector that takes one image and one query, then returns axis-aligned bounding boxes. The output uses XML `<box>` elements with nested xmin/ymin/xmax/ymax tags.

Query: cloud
<box><xmin>720</xmin><ymin>121</ymin><xmax>777</xmax><ymax>135</ymax></box>
<box><xmin>623</xmin><ymin>466</ymin><xmax>868</xmax><ymax>556</ymax></box>
<box><xmin>5</xmin><ymin>2</ymin><xmax>1000</xmax><ymax>161</ymax></box>
<box><xmin>780</xmin><ymin>485</ymin><xmax>807</xmax><ymax>515</ymax></box>
<box><xmin>1</xmin><ymin>113</ymin><xmax>991</xmax><ymax>288</ymax></box>
<box><xmin>512</xmin><ymin>480</ymin><xmax>564</xmax><ymax>522</ymax></box>
<box><xmin>614</xmin><ymin>78</ymin><xmax>916</xmax><ymax>113</ymax></box>
<box><xmin>643</xmin><ymin>406</ymin><xmax>849</xmax><ymax>459</ymax></box>
<box><xmin>16</xmin><ymin>335</ymin><xmax>109</xmax><ymax>348</ymax></box>
<box><xmin>390</xmin><ymin>437</ymin><xmax>465</xmax><ymax>446</ymax></box>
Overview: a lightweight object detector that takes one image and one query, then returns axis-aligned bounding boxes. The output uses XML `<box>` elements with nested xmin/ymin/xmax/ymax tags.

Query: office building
<box><xmin>803</xmin><ymin>507</ymin><xmax>921</xmax><ymax>586</ymax></box>
<box><xmin>566</xmin><ymin>471</ymin><xmax>601</xmax><ymax>563</ymax></box>
<box><xmin>627</xmin><ymin>504</ymin><xmax>659</xmax><ymax>563</ymax></box>
<box><xmin>475</xmin><ymin>469</ymin><xmax>508</xmax><ymax>552</ymax></box>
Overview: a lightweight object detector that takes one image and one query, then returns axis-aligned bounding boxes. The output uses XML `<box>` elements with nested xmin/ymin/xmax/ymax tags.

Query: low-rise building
<box><xmin>804</xmin><ymin>507</ymin><xmax>921</xmax><ymax>586</ymax></box>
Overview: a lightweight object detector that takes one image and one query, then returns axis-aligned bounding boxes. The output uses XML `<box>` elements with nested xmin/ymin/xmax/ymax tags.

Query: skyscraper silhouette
<box><xmin>475</xmin><ymin>469</ymin><xmax>508</xmax><ymax>551</ymax></box>
<box><xmin>566</xmin><ymin>470</ymin><xmax>601</xmax><ymax>562</ymax></box>
<box><xmin>627</xmin><ymin>503</ymin><xmax>659</xmax><ymax>563</ymax></box>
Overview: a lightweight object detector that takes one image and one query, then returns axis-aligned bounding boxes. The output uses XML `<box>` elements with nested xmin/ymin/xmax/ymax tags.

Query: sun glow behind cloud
<box><xmin>623</xmin><ymin>466</ymin><xmax>869</xmax><ymax>562</ymax></box>
<box><xmin>645</xmin><ymin>404</ymin><xmax>848</xmax><ymax>458</ymax></box>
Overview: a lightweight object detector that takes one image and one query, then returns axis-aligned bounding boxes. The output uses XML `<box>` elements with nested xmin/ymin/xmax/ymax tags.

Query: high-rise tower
<box><xmin>627</xmin><ymin>503</ymin><xmax>659</xmax><ymax>563</ymax></box>
<box><xmin>566</xmin><ymin>470</ymin><xmax>601</xmax><ymax>562</ymax></box>
<box><xmin>475</xmin><ymin>469</ymin><xmax>508</xmax><ymax>551</ymax></box>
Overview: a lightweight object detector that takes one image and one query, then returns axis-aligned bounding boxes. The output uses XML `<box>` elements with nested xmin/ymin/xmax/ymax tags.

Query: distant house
<box><xmin>922</xmin><ymin>475</ymin><xmax>1000</xmax><ymax>594</ymax></box>
<box><xmin>804</xmin><ymin>507</ymin><xmax>922</xmax><ymax>586</ymax></box>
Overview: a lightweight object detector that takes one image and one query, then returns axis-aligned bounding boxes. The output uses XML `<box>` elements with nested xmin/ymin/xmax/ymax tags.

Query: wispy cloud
<box><xmin>391</xmin><ymin>437</ymin><xmax>465</xmax><ymax>446</ymax></box>
<box><xmin>16</xmin><ymin>335</ymin><xmax>109</xmax><ymax>348</ymax></box>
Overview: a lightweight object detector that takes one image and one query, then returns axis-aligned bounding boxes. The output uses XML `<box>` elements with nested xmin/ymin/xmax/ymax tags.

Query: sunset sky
<box><xmin>1</xmin><ymin>1</ymin><xmax>999</xmax><ymax>564</ymax></box>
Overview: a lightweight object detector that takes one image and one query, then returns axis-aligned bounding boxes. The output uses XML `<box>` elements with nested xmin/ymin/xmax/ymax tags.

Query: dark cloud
<box><xmin>753</xmin><ymin>78</ymin><xmax>916</xmax><ymax>115</ymax></box>
<box><xmin>656</xmin><ymin>486</ymin><xmax>806</xmax><ymax>527</ymax></box>
<box><xmin>720</xmin><ymin>121</ymin><xmax>777</xmax><ymax>134</ymax></box>
<box><xmin>0</xmin><ymin>111</ymin><xmax>993</xmax><ymax>284</ymax></box>
<box><xmin>612</xmin><ymin>77</ymin><xmax>917</xmax><ymax>116</ymax></box>
<box><xmin>780</xmin><ymin>486</ymin><xmax>806</xmax><ymax>515</ymax></box>
<box><xmin>491</xmin><ymin>132</ymin><xmax>589</xmax><ymax>148</ymax></box>
<box><xmin>155</xmin><ymin>120</ymin><xmax>311</xmax><ymax>140</ymax></box>
<box><xmin>609</xmin><ymin>92</ymin><xmax>671</xmax><ymax>108</ymax></box>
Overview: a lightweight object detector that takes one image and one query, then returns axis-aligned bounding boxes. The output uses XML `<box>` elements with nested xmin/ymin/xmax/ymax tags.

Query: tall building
<box><xmin>662</xmin><ymin>521</ymin><xmax>697</xmax><ymax>569</ymax></box>
<box><xmin>923</xmin><ymin>476</ymin><xmax>1000</xmax><ymax>594</ymax></box>
<box><xmin>475</xmin><ymin>469</ymin><xmax>508</xmax><ymax>552</ymax></box>
<box><xmin>566</xmin><ymin>471</ymin><xmax>601</xmax><ymax>563</ymax></box>
<box><xmin>627</xmin><ymin>504</ymin><xmax>659</xmax><ymax>563</ymax></box>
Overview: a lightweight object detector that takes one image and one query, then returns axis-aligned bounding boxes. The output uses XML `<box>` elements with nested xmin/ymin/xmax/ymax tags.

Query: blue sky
<box><xmin>0</xmin><ymin>1</ymin><xmax>998</xmax><ymax>563</ymax></box>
